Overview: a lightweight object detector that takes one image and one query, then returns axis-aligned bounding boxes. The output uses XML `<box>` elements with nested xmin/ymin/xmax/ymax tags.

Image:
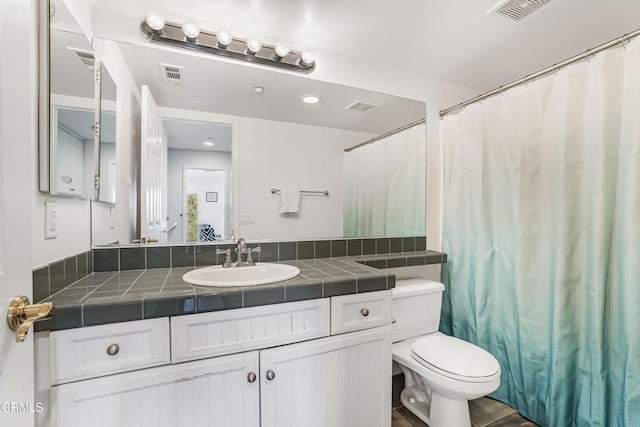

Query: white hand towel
<box><xmin>279</xmin><ymin>189</ymin><xmax>300</xmax><ymax>214</ymax></box>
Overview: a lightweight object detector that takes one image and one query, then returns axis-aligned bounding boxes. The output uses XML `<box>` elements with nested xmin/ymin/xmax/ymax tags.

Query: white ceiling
<box><xmin>116</xmin><ymin>41</ymin><xmax>425</xmax><ymax>135</ymax></box>
<box><xmin>92</xmin><ymin>0</ymin><xmax>640</xmax><ymax>92</ymax></box>
<box><xmin>164</xmin><ymin>119</ymin><xmax>233</xmax><ymax>152</ymax></box>
<box><xmin>50</xmin><ymin>29</ymin><xmax>94</xmax><ymax>99</ymax></box>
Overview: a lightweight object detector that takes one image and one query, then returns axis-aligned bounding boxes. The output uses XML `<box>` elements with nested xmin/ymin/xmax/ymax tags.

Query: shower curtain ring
<box><xmin>621</xmin><ymin>35</ymin><xmax>629</xmax><ymax>49</ymax></box>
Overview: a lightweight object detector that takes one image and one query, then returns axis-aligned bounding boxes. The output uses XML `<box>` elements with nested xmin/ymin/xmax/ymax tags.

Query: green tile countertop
<box><xmin>35</xmin><ymin>251</ymin><xmax>446</xmax><ymax>332</ymax></box>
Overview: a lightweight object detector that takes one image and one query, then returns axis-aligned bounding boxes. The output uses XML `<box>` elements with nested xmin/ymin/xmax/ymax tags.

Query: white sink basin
<box><xmin>182</xmin><ymin>263</ymin><xmax>300</xmax><ymax>287</ymax></box>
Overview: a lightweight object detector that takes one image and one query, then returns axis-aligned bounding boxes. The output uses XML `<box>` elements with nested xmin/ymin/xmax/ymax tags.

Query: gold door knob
<box><xmin>7</xmin><ymin>296</ymin><xmax>55</xmax><ymax>343</ymax></box>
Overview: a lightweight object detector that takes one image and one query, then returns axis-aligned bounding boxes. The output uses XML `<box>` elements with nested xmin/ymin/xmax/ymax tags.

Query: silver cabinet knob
<box><xmin>247</xmin><ymin>372</ymin><xmax>257</xmax><ymax>383</ymax></box>
<box><xmin>361</xmin><ymin>308</ymin><xmax>370</xmax><ymax>317</ymax></box>
<box><xmin>106</xmin><ymin>344</ymin><xmax>120</xmax><ymax>356</ymax></box>
<box><xmin>266</xmin><ymin>370</ymin><xmax>276</xmax><ymax>381</ymax></box>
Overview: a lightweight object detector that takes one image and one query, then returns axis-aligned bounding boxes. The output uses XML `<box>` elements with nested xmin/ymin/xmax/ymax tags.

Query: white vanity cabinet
<box><xmin>53</xmin><ymin>351</ymin><xmax>260</xmax><ymax>427</ymax></box>
<box><xmin>260</xmin><ymin>326</ymin><xmax>391</xmax><ymax>427</ymax></box>
<box><xmin>38</xmin><ymin>291</ymin><xmax>392</xmax><ymax>427</ymax></box>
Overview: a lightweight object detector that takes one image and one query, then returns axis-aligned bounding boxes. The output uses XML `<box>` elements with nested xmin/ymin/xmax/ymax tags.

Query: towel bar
<box><xmin>271</xmin><ymin>188</ymin><xmax>329</xmax><ymax>196</ymax></box>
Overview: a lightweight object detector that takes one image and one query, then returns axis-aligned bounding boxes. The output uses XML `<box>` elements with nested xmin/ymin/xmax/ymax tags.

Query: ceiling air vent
<box><xmin>345</xmin><ymin>101</ymin><xmax>377</xmax><ymax>113</ymax></box>
<box><xmin>67</xmin><ymin>48</ymin><xmax>95</xmax><ymax>70</ymax></box>
<box><xmin>160</xmin><ymin>63</ymin><xmax>184</xmax><ymax>86</ymax></box>
<box><xmin>488</xmin><ymin>0</ymin><xmax>553</xmax><ymax>21</ymax></box>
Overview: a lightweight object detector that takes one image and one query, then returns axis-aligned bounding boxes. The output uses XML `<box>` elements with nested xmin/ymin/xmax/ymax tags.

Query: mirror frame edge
<box><xmin>37</xmin><ymin>0</ymin><xmax>50</xmax><ymax>193</ymax></box>
<box><xmin>38</xmin><ymin>0</ymin><xmax>98</xmax><ymax>201</ymax></box>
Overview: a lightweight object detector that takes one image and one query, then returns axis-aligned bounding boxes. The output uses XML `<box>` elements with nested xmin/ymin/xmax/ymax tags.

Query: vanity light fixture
<box><xmin>299</xmin><ymin>48</ymin><xmax>315</xmax><ymax>67</ymax></box>
<box><xmin>300</xmin><ymin>94</ymin><xmax>320</xmax><ymax>104</ymax></box>
<box><xmin>181</xmin><ymin>20</ymin><xmax>200</xmax><ymax>40</ymax></box>
<box><xmin>246</xmin><ymin>37</ymin><xmax>263</xmax><ymax>55</ymax></box>
<box><xmin>274</xmin><ymin>42</ymin><xmax>290</xmax><ymax>60</ymax></box>
<box><xmin>216</xmin><ymin>29</ymin><xmax>232</xmax><ymax>48</ymax></box>
<box><xmin>140</xmin><ymin>13</ymin><xmax>316</xmax><ymax>73</ymax></box>
<box><xmin>145</xmin><ymin>10</ymin><xmax>165</xmax><ymax>32</ymax></box>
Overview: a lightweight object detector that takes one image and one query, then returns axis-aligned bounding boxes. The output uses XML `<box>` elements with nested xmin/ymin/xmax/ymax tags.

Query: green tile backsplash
<box><xmin>33</xmin><ymin>236</ymin><xmax>430</xmax><ymax>303</ymax></box>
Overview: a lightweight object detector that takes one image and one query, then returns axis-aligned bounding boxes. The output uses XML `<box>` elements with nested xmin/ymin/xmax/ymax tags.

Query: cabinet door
<box><xmin>260</xmin><ymin>326</ymin><xmax>391</xmax><ymax>427</ymax></box>
<box><xmin>53</xmin><ymin>351</ymin><xmax>259</xmax><ymax>427</ymax></box>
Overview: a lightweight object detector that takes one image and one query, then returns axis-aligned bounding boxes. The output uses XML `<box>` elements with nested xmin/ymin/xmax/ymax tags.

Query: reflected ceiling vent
<box><xmin>488</xmin><ymin>0</ymin><xmax>553</xmax><ymax>21</ymax></box>
<box><xmin>67</xmin><ymin>48</ymin><xmax>95</xmax><ymax>70</ymax></box>
<box><xmin>345</xmin><ymin>101</ymin><xmax>377</xmax><ymax>113</ymax></box>
<box><xmin>160</xmin><ymin>63</ymin><xmax>184</xmax><ymax>86</ymax></box>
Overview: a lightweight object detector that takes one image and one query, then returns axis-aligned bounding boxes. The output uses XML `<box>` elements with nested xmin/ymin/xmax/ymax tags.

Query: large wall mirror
<box><xmin>90</xmin><ymin>37</ymin><xmax>426</xmax><ymax>245</ymax></box>
<box><xmin>42</xmin><ymin>0</ymin><xmax>97</xmax><ymax>199</ymax></box>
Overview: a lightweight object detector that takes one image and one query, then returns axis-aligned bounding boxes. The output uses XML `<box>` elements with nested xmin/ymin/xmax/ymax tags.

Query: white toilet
<box><xmin>391</xmin><ymin>279</ymin><xmax>501</xmax><ymax>427</ymax></box>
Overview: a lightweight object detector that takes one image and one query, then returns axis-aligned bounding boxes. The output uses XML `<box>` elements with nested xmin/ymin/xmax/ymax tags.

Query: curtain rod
<box><xmin>440</xmin><ymin>28</ymin><xmax>640</xmax><ymax>117</ymax></box>
<box><xmin>58</xmin><ymin>122</ymin><xmax>89</xmax><ymax>143</ymax></box>
<box><xmin>344</xmin><ymin>118</ymin><xmax>426</xmax><ymax>152</ymax></box>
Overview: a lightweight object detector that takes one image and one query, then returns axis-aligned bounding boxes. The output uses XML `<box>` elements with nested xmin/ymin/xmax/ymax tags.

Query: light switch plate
<box><xmin>239</xmin><ymin>213</ymin><xmax>256</xmax><ymax>225</ymax></box>
<box><xmin>44</xmin><ymin>201</ymin><xmax>58</xmax><ymax>239</ymax></box>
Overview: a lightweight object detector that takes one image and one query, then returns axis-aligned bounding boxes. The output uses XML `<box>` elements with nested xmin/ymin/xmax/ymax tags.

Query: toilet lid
<box><xmin>410</xmin><ymin>335</ymin><xmax>500</xmax><ymax>381</ymax></box>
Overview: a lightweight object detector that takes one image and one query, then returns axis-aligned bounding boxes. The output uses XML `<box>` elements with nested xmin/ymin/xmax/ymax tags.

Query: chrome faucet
<box><xmin>216</xmin><ymin>237</ymin><xmax>261</xmax><ymax>268</ymax></box>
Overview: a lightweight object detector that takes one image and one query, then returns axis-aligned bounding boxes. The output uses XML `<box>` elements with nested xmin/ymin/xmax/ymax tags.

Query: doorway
<box><xmin>183</xmin><ymin>168</ymin><xmax>227</xmax><ymax>242</ymax></box>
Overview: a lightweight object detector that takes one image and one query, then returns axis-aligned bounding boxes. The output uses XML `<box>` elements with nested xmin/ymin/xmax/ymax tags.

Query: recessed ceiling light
<box><xmin>300</xmin><ymin>94</ymin><xmax>320</xmax><ymax>104</ymax></box>
<box><xmin>253</xmin><ymin>86</ymin><xmax>265</xmax><ymax>93</ymax></box>
<box><xmin>203</xmin><ymin>140</ymin><xmax>215</xmax><ymax>146</ymax></box>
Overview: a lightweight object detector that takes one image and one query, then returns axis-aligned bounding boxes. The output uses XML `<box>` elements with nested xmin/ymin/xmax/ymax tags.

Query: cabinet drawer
<box><xmin>50</xmin><ymin>318</ymin><xmax>170</xmax><ymax>385</ymax></box>
<box><xmin>171</xmin><ymin>299</ymin><xmax>330</xmax><ymax>363</ymax></box>
<box><xmin>330</xmin><ymin>290</ymin><xmax>391</xmax><ymax>334</ymax></box>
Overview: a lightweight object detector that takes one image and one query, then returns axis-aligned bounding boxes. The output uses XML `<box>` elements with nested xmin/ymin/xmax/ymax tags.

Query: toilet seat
<box><xmin>410</xmin><ymin>335</ymin><xmax>500</xmax><ymax>383</ymax></box>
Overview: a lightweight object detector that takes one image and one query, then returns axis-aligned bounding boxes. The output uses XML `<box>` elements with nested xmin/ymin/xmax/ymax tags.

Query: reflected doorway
<box><xmin>163</xmin><ymin>117</ymin><xmax>233</xmax><ymax>243</ymax></box>
<box><xmin>183</xmin><ymin>168</ymin><xmax>227</xmax><ymax>242</ymax></box>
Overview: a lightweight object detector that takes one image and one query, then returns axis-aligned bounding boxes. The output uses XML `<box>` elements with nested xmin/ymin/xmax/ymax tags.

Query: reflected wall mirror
<box><xmin>45</xmin><ymin>0</ymin><xmax>97</xmax><ymax>199</ymax></box>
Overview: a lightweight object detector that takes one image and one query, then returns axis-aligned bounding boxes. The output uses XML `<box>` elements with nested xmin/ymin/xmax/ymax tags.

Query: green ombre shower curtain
<box><xmin>343</xmin><ymin>123</ymin><xmax>425</xmax><ymax>237</ymax></box>
<box><xmin>441</xmin><ymin>38</ymin><xmax>640</xmax><ymax>426</ymax></box>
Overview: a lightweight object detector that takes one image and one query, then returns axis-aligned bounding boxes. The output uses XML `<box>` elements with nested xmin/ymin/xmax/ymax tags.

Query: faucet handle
<box><xmin>246</xmin><ymin>246</ymin><xmax>261</xmax><ymax>265</ymax></box>
<box><xmin>216</xmin><ymin>248</ymin><xmax>233</xmax><ymax>267</ymax></box>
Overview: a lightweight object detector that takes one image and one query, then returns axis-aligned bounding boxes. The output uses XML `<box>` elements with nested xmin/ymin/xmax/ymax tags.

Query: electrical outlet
<box><xmin>45</xmin><ymin>201</ymin><xmax>58</xmax><ymax>239</ymax></box>
<box><xmin>239</xmin><ymin>213</ymin><xmax>256</xmax><ymax>225</ymax></box>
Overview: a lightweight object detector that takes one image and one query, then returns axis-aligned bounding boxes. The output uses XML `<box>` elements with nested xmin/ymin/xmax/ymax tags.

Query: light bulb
<box><xmin>274</xmin><ymin>41</ymin><xmax>290</xmax><ymax>59</ymax></box>
<box><xmin>300</xmin><ymin>94</ymin><xmax>320</xmax><ymax>104</ymax></box>
<box><xmin>216</xmin><ymin>29</ymin><xmax>232</xmax><ymax>48</ymax></box>
<box><xmin>246</xmin><ymin>37</ymin><xmax>262</xmax><ymax>54</ymax></box>
<box><xmin>145</xmin><ymin>10</ymin><xmax>165</xmax><ymax>32</ymax></box>
<box><xmin>181</xmin><ymin>20</ymin><xmax>200</xmax><ymax>40</ymax></box>
<box><xmin>300</xmin><ymin>48</ymin><xmax>315</xmax><ymax>66</ymax></box>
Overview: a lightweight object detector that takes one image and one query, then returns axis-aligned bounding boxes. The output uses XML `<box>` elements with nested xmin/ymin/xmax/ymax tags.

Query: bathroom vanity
<box><xmin>33</xmin><ymin>253</ymin><xmax>411</xmax><ymax>427</ymax></box>
<box><xmin>32</xmin><ymin>238</ymin><xmax>448</xmax><ymax>426</ymax></box>
<box><xmin>36</xmin><ymin>293</ymin><xmax>391</xmax><ymax>426</ymax></box>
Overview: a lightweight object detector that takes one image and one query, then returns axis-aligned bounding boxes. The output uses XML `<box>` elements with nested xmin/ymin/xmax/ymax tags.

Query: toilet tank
<box><xmin>391</xmin><ymin>279</ymin><xmax>445</xmax><ymax>343</ymax></box>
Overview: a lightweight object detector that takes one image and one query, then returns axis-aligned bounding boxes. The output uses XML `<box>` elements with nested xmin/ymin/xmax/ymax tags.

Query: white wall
<box><xmin>167</xmin><ymin>149</ymin><xmax>231</xmax><ymax>242</ymax></box>
<box><xmin>237</xmin><ymin>117</ymin><xmax>375</xmax><ymax>240</ymax></box>
<box><xmin>33</xmin><ymin>114</ymin><xmax>92</xmax><ymax>267</ymax></box>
